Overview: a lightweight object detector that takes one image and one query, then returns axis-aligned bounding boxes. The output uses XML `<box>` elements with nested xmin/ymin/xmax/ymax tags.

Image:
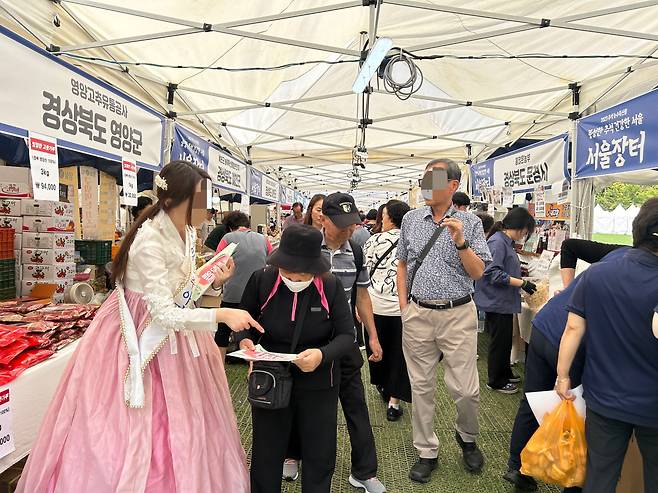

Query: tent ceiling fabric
<box><xmin>3</xmin><ymin>0</ymin><xmax>658</xmax><ymax>192</ymax></box>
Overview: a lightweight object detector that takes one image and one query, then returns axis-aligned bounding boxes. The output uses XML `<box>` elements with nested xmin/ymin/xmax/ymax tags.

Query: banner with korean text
<box><xmin>575</xmin><ymin>89</ymin><xmax>657</xmax><ymax>178</ymax></box>
<box><xmin>0</xmin><ymin>26</ymin><xmax>164</xmax><ymax>170</ymax></box>
<box><xmin>208</xmin><ymin>146</ymin><xmax>247</xmax><ymax>194</ymax></box>
<box><xmin>470</xmin><ymin>134</ymin><xmax>570</xmax><ymax>196</ymax></box>
<box><xmin>171</xmin><ymin>124</ymin><xmax>209</xmax><ymax>170</ymax></box>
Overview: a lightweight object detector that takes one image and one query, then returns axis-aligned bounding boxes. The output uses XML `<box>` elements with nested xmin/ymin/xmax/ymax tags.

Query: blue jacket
<box><xmin>474</xmin><ymin>231</ymin><xmax>521</xmax><ymax>314</ymax></box>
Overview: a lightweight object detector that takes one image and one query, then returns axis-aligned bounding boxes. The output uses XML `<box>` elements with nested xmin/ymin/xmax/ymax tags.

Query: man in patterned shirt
<box><xmin>396</xmin><ymin>158</ymin><xmax>492</xmax><ymax>483</ymax></box>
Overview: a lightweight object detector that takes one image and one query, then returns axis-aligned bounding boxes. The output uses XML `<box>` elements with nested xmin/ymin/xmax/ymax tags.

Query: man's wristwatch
<box><xmin>456</xmin><ymin>240</ymin><xmax>470</xmax><ymax>251</ymax></box>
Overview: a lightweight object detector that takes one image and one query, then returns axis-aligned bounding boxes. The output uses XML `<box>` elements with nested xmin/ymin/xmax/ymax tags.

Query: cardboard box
<box><xmin>0</xmin><ymin>216</ymin><xmax>22</xmax><ymax>232</ymax></box>
<box><xmin>21</xmin><ymin>200</ymin><xmax>74</xmax><ymax>218</ymax></box>
<box><xmin>22</xmin><ymin>248</ymin><xmax>74</xmax><ymax>265</ymax></box>
<box><xmin>22</xmin><ymin>216</ymin><xmax>75</xmax><ymax>233</ymax></box>
<box><xmin>53</xmin><ymin>263</ymin><xmax>76</xmax><ymax>280</ymax></box>
<box><xmin>0</xmin><ymin>199</ymin><xmax>21</xmax><ymax>216</ymax></box>
<box><xmin>21</xmin><ymin>279</ymin><xmax>71</xmax><ymax>298</ymax></box>
<box><xmin>0</xmin><ymin>182</ymin><xmax>30</xmax><ymax>199</ymax></box>
<box><xmin>23</xmin><ymin>232</ymin><xmax>74</xmax><ymax>250</ymax></box>
<box><xmin>13</xmin><ymin>233</ymin><xmax>21</xmax><ymax>250</ymax></box>
<box><xmin>22</xmin><ymin>264</ymin><xmax>56</xmax><ymax>281</ymax></box>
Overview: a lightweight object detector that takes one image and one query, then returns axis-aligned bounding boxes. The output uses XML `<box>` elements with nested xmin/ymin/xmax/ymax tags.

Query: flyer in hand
<box><xmin>192</xmin><ymin>243</ymin><xmax>237</xmax><ymax>301</ymax></box>
<box><xmin>228</xmin><ymin>344</ymin><xmax>298</xmax><ymax>362</ymax></box>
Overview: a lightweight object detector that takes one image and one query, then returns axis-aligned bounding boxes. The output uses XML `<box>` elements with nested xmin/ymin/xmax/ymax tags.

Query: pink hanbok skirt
<box><xmin>17</xmin><ymin>289</ymin><xmax>249</xmax><ymax>493</ymax></box>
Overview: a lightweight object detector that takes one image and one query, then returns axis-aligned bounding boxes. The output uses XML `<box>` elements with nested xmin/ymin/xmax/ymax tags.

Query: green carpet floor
<box><xmin>226</xmin><ymin>332</ymin><xmax>561</xmax><ymax>493</ymax></box>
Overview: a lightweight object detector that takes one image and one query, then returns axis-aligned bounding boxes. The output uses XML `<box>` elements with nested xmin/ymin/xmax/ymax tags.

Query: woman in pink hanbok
<box><xmin>17</xmin><ymin>160</ymin><xmax>260</xmax><ymax>493</ymax></box>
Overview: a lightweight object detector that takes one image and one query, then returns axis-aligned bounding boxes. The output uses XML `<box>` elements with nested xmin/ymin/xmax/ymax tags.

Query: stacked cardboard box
<box><xmin>20</xmin><ymin>201</ymin><xmax>75</xmax><ymax>302</ymax></box>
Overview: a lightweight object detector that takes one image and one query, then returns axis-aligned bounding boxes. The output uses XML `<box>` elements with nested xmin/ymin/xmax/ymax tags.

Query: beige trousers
<box><xmin>402</xmin><ymin>300</ymin><xmax>480</xmax><ymax>459</ymax></box>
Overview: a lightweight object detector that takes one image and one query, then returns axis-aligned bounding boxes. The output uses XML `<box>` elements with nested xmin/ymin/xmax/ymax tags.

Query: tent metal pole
<box><xmin>369</xmin><ymin>122</ymin><xmax>508</xmax><ymax>139</ymax></box>
<box><xmin>550</xmin><ymin>21</ymin><xmax>658</xmax><ymax>43</ymax></box>
<box><xmin>557</xmin><ymin>0</ymin><xmax>658</xmax><ymax>22</ymax></box>
<box><xmin>176</xmin><ymin>104</ymin><xmax>268</xmax><ymax>117</ymax></box>
<box><xmin>60</xmin><ymin>0</ymin><xmax>203</xmax><ymax>27</ymax></box>
<box><xmin>53</xmin><ymin>28</ymin><xmax>202</xmax><ymax>54</ymax></box>
<box><xmin>253</xmin><ymin>126</ymin><xmax>355</xmax><ymax>145</ymax></box>
<box><xmin>383</xmin><ymin>0</ymin><xmax>543</xmax><ymax>25</ymax></box>
<box><xmin>406</xmin><ymin>25</ymin><xmax>538</xmax><ymax>52</ymax></box>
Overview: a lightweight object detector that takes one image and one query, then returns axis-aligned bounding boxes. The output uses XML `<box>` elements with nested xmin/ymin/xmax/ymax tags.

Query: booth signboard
<box><xmin>121</xmin><ymin>159</ymin><xmax>138</xmax><ymax>207</ymax></box>
<box><xmin>28</xmin><ymin>132</ymin><xmax>59</xmax><ymax>201</ymax></box>
<box><xmin>0</xmin><ymin>26</ymin><xmax>165</xmax><ymax>171</ymax></box>
<box><xmin>249</xmin><ymin>168</ymin><xmax>262</xmax><ymax>198</ymax></box>
<box><xmin>545</xmin><ymin>202</ymin><xmax>571</xmax><ymax>221</ymax></box>
<box><xmin>576</xmin><ymin>88</ymin><xmax>658</xmax><ymax>178</ymax></box>
<box><xmin>471</xmin><ymin>134</ymin><xmax>570</xmax><ymax>196</ymax></box>
<box><xmin>261</xmin><ymin>175</ymin><xmax>280</xmax><ymax>203</ymax></box>
<box><xmin>208</xmin><ymin>146</ymin><xmax>247</xmax><ymax>194</ymax></box>
<box><xmin>0</xmin><ymin>388</ymin><xmax>15</xmax><ymax>460</ymax></box>
<box><xmin>171</xmin><ymin>124</ymin><xmax>208</xmax><ymax>170</ymax></box>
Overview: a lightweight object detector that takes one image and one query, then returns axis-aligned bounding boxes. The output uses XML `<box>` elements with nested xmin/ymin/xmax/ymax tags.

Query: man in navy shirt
<box><xmin>504</xmin><ymin>243</ymin><xmax>628</xmax><ymax>492</ymax></box>
<box><xmin>556</xmin><ymin>197</ymin><xmax>658</xmax><ymax>493</ymax></box>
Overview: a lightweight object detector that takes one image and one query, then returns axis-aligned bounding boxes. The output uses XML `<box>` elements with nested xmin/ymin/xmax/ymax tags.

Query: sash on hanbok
<box><xmin>118</xmin><ymin>226</ymin><xmax>201</xmax><ymax>408</ymax></box>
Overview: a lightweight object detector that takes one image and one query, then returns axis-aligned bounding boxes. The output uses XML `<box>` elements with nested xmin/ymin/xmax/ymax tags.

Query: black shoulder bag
<box><xmin>369</xmin><ymin>240</ymin><xmax>399</xmax><ymax>279</ymax></box>
<box><xmin>406</xmin><ymin>218</ymin><xmax>450</xmax><ymax>301</ymax></box>
<box><xmin>248</xmin><ymin>291</ymin><xmax>311</xmax><ymax>410</ymax></box>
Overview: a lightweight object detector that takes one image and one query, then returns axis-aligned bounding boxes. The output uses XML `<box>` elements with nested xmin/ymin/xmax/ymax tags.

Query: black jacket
<box><xmin>236</xmin><ymin>267</ymin><xmax>355</xmax><ymax>390</ymax></box>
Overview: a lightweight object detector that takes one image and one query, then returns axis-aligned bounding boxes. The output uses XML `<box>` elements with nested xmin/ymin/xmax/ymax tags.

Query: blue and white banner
<box><xmin>171</xmin><ymin>124</ymin><xmax>209</xmax><ymax>170</ymax></box>
<box><xmin>471</xmin><ymin>134</ymin><xmax>570</xmax><ymax>196</ymax></box>
<box><xmin>207</xmin><ymin>146</ymin><xmax>247</xmax><ymax>194</ymax></box>
<box><xmin>575</xmin><ymin>89</ymin><xmax>658</xmax><ymax>178</ymax></box>
<box><xmin>249</xmin><ymin>168</ymin><xmax>279</xmax><ymax>203</ymax></box>
<box><xmin>249</xmin><ymin>168</ymin><xmax>262</xmax><ymax>199</ymax></box>
<box><xmin>0</xmin><ymin>26</ymin><xmax>165</xmax><ymax>171</ymax></box>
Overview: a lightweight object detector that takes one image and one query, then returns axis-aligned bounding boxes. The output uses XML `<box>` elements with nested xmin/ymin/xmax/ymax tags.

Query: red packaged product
<box><xmin>0</xmin><ymin>313</ymin><xmax>24</xmax><ymax>323</ymax></box>
<box><xmin>0</xmin><ymin>349</ymin><xmax>55</xmax><ymax>384</ymax></box>
<box><xmin>0</xmin><ymin>326</ymin><xmax>27</xmax><ymax>347</ymax></box>
<box><xmin>0</xmin><ymin>338</ymin><xmax>31</xmax><ymax>365</ymax></box>
<box><xmin>19</xmin><ymin>321</ymin><xmax>58</xmax><ymax>333</ymax></box>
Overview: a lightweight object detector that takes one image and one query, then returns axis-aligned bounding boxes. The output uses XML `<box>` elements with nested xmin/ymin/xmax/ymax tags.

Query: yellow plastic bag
<box><xmin>520</xmin><ymin>400</ymin><xmax>587</xmax><ymax>488</ymax></box>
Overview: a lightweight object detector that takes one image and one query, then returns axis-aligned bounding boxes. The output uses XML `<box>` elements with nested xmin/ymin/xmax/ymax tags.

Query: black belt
<box><xmin>411</xmin><ymin>294</ymin><xmax>473</xmax><ymax>310</ymax></box>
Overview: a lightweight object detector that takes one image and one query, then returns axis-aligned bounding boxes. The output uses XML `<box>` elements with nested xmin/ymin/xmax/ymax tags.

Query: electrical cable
<box><xmin>381</xmin><ymin>48</ymin><xmax>423</xmax><ymax>100</ymax></box>
<box><xmin>57</xmin><ymin>52</ymin><xmax>658</xmax><ymax>72</ymax></box>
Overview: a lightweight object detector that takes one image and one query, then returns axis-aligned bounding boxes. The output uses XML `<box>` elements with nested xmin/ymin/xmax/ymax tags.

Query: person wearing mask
<box><xmin>475</xmin><ymin>211</ymin><xmax>495</xmax><ymax>238</ymax></box>
<box><xmin>364</xmin><ymin>209</ymin><xmax>378</xmax><ymax>232</ymax></box>
<box><xmin>214</xmin><ymin>211</ymin><xmax>273</xmax><ymax>358</ymax></box>
<box><xmin>556</xmin><ymin>197</ymin><xmax>658</xmax><ymax>493</ymax></box>
<box><xmin>283</xmin><ymin>202</ymin><xmax>304</xmax><ymax>231</ymax></box>
<box><xmin>363</xmin><ymin>200</ymin><xmax>412</xmax><ymax>421</ymax></box>
<box><xmin>198</xmin><ymin>208</ymin><xmax>216</xmax><ymax>245</ymax></box>
<box><xmin>504</xmin><ymin>240</ymin><xmax>629</xmax><ymax>492</ymax></box>
<box><xmin>283</xmin><ymin>193</ymin><xmax>386</xmax><ymax>493</ymax></box>
<box><xmin>236</xmin><ymin>225</ymin><xmax>355</xmax><ymax>493</ymax></box>
<box><xmin>397</xmin><ymin>159</ymin><xmax>492</xmax><ymax>483</ymax></box>
<box><xmin>303</xmin><ymin>194</ymin><xmax>326</xmax><ymax>230</ymax></box>
<box><xmin>475</xmin><ymin>207</ymin><xmax>537</xmax><ymax>395</ymax></box>
<box><xmin>17</xmin><ymin>161</ymin><xmax>261</xmax><ymax>493</ymax></box>
<box><xmin>452</xmin><ymin>191</ymin><xmax>471</xmax><ymax>211</ymax></box>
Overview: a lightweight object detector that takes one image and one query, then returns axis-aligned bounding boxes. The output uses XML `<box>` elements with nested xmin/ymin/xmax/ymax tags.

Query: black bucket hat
<box><xmin>267</xmin><ymin>224</ymin><xmax>331</xmax><ymax>274</ymax></box>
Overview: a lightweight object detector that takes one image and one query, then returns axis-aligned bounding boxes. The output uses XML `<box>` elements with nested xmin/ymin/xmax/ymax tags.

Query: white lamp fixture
<box><xmin>352</xmin><ymin>37</ymin><xmax>393</xmax><ymax>94</ymax></box>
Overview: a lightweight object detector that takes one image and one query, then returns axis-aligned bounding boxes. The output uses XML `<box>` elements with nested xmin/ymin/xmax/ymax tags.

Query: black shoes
<box><xmin>386</xmin><ymin>406</ymin><xmax>403</xmax><ymax>422</ymax></box>
<box><xmin>503</xmin><ymin>469</ymin><xmax>538</xmax><ymax>491</ymax></box>
<box><xmin>509</xmin><ymin>374</ymin><xmax>521</xmax><ymax>383</ymax></box>
<box><xmin>455</xmin><ymin>432</ymin><xmax>484</xmax><ymax>474</ymax></box>
<box><xmin>409</xmin><ymin>458</ymin><xmax>438</xmax><ymax>483</ymax></box>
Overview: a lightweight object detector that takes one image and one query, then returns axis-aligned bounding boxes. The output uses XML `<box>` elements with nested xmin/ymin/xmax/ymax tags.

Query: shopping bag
<box><xmin>520</xmin><ymin>399</ymin><xmax>587</xmax><ymax>487</ymax></box>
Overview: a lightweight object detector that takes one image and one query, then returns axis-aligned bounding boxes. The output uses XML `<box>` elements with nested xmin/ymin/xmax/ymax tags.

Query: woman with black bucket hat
<box><xmin>235</xmin><ymin>224</ymin><xmax>355</xmax><ymax>493</ymax></box>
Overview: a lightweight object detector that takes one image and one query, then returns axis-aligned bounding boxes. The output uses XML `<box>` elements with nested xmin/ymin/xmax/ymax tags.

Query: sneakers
<box><xmin>282</xmin><ymin>459</ymin><xmax>299</xmax><ymax>481</ymax></box>
<box><xmin>409</xmin><ymin>457</ymin><xmax>438</xmax><ymax>483</ymax></box>
<box><xmin>486</xmin><ymin>382</ymin><xmax>519</xmax><ymax>394</ymax></box>
<box><xmin>455</xmin><ymin>432</ymin><xmax>484</xmax><ymax>474</ymax></box>
<box><xmin>348</xmin><ymin>475</ymin><xmax>386</xmax><ymax>493</ymax></box>
<box><xmin>509</xmin><ymin>374</ymin><xmax>521</xmax><ymax>383</ymax></box>
<box><xmin>503</xmin><ymin>469</ymin><xmax>538</xmax><ymax>491</ymax></box>
<box><xmin>386</xmin><ymin>406</ymin><xmax>403</xmax><ymax>422</ymax></box>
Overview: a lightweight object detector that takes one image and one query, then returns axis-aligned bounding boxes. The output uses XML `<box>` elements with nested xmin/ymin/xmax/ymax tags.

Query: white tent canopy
<box><xmin>3</xmin><ymin>0</ymin><xmax>658</xmax><ymax>195</ymax></box>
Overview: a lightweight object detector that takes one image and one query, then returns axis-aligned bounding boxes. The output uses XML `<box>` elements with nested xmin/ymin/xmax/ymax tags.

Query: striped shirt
<box><xmin>321</xmin><ymin>236</ymin><xmax>370</xmax><ymax>305</ymax></box>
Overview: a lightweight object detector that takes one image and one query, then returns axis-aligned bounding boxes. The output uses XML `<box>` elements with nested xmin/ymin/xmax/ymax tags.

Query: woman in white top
<box><xmin>363</xmin><ymin>199</ymin><xmax>412</xmax><ymax>421</ymax></box>
<box><xmin>17</xmin><ymin>161</ymin><xmax>261</xmax><ymax>493</ymax></box>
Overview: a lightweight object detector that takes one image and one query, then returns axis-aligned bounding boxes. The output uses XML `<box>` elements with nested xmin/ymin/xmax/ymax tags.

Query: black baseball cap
<box><xmin>322</xmin><ymin>192</ymin><xmax>362</xmax><ymax>228</ymax></box>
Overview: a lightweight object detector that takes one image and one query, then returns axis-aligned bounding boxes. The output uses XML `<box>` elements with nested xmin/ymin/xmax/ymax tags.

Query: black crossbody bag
<box><xmin>406</xmin><ymin>215</ymin><xmax>451</xmax><ymax>301</ymax></box>
<box><xmin>248</xmin><ymin>291</ymin><xmax>311</xmax><ymax>410</ymax></box>
<box><xmin>369</xmin><ymin>240</ymin><xmax>399</xmax><ymax>279</ymax></box>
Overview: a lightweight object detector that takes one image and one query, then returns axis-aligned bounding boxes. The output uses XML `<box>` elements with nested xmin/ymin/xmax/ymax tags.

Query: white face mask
<box><xmin>281</xmin><ymin>274</ymin><xmax>313</xmax><ymax>293</ymax></box>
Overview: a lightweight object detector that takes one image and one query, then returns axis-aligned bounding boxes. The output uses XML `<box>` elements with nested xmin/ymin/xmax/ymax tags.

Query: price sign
<box><xmin>502</xmin><ymin>187</ymin><xmax>514</xmax><ymax>208</ymax></box>
<box><xmin>28</xmin><ymin>132</ymin><xmax>59</xmax><ymax>201</ymax></box>
<box><xmin>0</xmin><ymin>388</ymin><xmax>15</xmax><ymax>460</ymax></box>
<box><xmin>121</xmin><ymin>159</ymin><xmax>138</xmax><ymax>206</ymax></box>
<box><xmin>240</xmin><ymin>194</ymin><xmax>250</xmax><ymax>214</ymax></box>
<box><xmin>535</xmin><ymin>185</ymin><xmax>546</xmax><ymax>219</ymax></box>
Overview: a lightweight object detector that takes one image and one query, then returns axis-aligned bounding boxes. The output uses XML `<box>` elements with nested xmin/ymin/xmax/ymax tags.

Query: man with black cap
<box><xmin>283</xmin><ymin>192</ymin><xmax>386</xmax><ymax>493</ymax></box>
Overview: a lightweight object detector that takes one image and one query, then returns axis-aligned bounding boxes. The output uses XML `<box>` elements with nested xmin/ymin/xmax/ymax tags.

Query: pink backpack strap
<box><xmin>260</xmin><ymin>273</ymin><xmax>282</xmax><ymax>312</ymax></box>
<box><xmin>313</xmin><ymin>277</ymin><xmax>330</xmax><ymax>315</ymax></box>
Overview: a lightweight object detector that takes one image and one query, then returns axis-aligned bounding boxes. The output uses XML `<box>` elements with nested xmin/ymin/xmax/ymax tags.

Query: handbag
<box><xmin>248</xmin><ymin>290</ymin><xmax>311</xmax><ymax>410</ymax></box>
